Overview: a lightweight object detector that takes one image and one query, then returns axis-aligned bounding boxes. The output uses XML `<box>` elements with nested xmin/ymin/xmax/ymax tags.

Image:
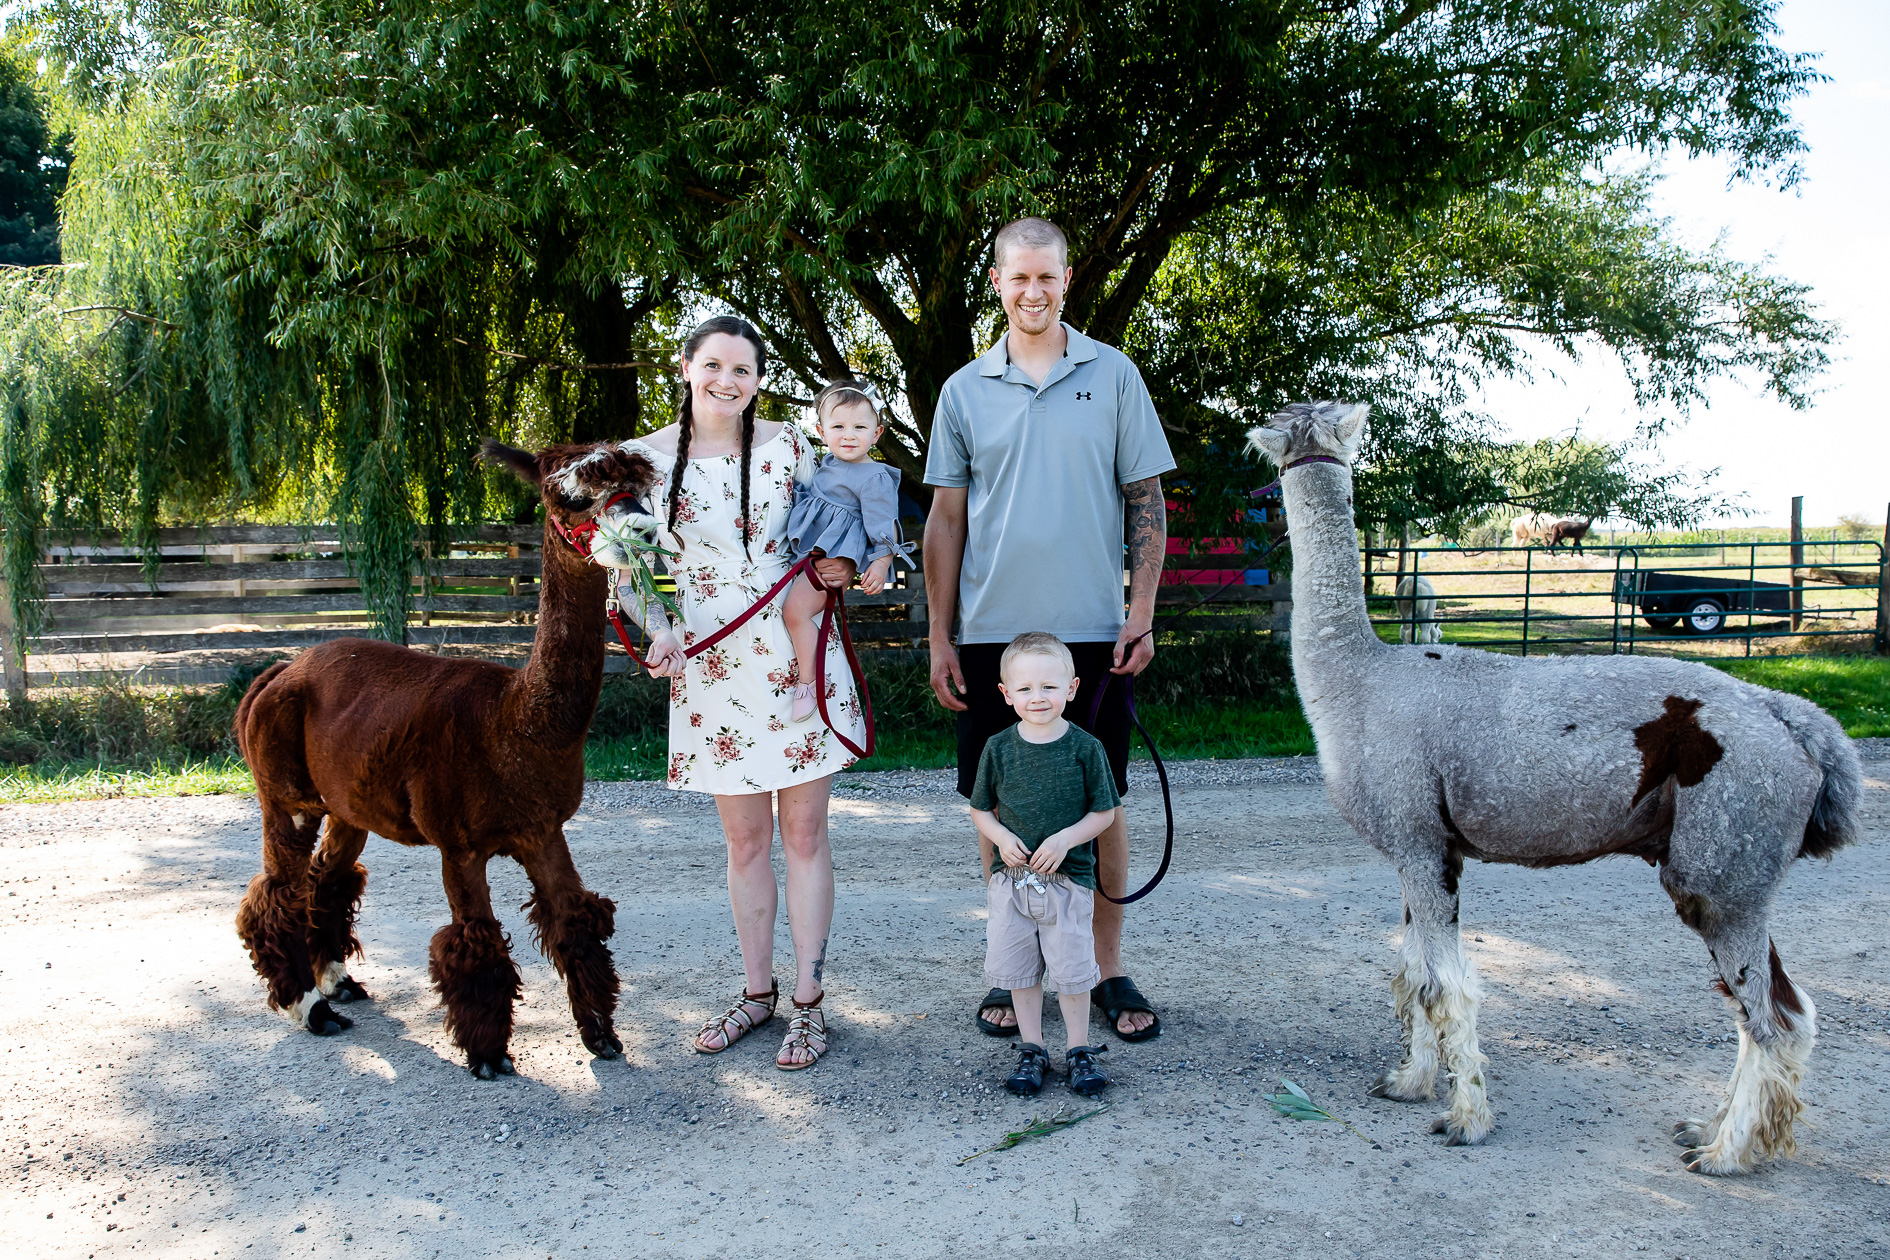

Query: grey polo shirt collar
<box><xmin>974</xmin><ymin>323</ymin><xmax>1098</xmax><ymax>392</ymax></box>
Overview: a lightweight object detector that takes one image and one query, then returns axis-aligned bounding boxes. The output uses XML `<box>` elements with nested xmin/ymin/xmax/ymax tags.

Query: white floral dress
<box><xmin>622</xmin><ymin>425</ymin><xmax>866</xmax><ymax>794</ymax></box>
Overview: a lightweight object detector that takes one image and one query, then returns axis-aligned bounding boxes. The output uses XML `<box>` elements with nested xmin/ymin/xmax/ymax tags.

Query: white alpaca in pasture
<box><xmin>1249</xmin><ymin>401</ymin><xmax>1862</xmax><ymax>1174</ymax></box>
<box><xmin>1394</xmin><ymin>575</ymin><xmax>1441</xmax><ymax>644</ymax></box>
<box><xmin>1510</xmin><ymin>513</ymin><xmax>1552</xmax><ymax>546</ymax></box>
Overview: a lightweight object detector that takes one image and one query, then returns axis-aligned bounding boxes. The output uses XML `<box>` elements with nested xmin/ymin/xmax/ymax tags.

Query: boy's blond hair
<box><xmin>999</xmin><ymin>631</ymin><xmax>1074</xmax><ymax>679</ymax></box>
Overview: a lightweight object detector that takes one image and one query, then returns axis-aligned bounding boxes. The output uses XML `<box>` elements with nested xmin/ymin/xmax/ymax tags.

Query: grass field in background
<box><xmin>1716</xmin><ymin>655</ymin><xmax>1890</xmax><ymax>738</ymax></box>
<box><xmin>2</xmin><ymin>640</ymin><xmax>1880</xmax><ymax>804</ymax></box>
<box><xmin>0</xmin><ymin>755</ymin><xmax>254</xmax><ymax>805</ymax></box>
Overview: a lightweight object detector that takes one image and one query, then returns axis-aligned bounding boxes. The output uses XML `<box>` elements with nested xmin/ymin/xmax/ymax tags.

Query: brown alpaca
<box><xmin>1546</xmin><ymin>516</ymin><xmax>1596</xmax><ymax>552</ymax></box>
<box><xmin>233</xmin><ymin>439</ymin><xmax>658</xmax><ymax>1078</ymax></box>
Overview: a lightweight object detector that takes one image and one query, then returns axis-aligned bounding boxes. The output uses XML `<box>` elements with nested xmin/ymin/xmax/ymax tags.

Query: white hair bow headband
<box><xmin>829</xmin><ymin>380</ymin><xmax>887</xmax><ymax>417</ymax></box>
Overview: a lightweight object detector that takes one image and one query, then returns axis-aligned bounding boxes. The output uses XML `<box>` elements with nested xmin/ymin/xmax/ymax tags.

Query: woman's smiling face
<box><xmin>682</xmin><ymin>332</ymin><xmax>760</xmax><ymax>422</ymax></box>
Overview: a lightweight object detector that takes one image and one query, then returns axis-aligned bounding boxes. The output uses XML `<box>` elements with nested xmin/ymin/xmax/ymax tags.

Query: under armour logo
<box><xmin>1075</xmin><ymin>391</ymin><xmax>1092</xmax><ymax>400</ymax></box>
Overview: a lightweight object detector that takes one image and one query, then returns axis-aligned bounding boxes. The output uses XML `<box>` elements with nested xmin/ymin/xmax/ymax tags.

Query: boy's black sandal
<box><xmin>977</xmin><ymin>988</ymin><xmax>1019</xmax><ymax>1037</ymax></box>
<box><xmin>1005</xmin><ymin>1042</ymin><xmax>1050</xmax><ymax>1096</ymax></box>
<box><xmin>1066</xmin><ymin>1045</ymin><xmax>1111</xmax><ymax>1097</ymax></box>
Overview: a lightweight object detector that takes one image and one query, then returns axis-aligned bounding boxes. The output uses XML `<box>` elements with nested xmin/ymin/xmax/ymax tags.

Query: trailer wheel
<box><xmin>1682</xmin><ymin>598</ymin><xmax>1725</xmax><ymax>635</ymax></box>
<box><xmin>1643</xmin><ymin>615</ymin><xmax>1679</xmax><ymax>631</ymax></box>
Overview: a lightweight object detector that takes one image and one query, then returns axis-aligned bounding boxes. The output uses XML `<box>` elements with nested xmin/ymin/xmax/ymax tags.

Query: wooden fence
<box><xmin>0</xmin><ymin>525</ymin><xmax>1292</xmax><ymax>697</ymax></box>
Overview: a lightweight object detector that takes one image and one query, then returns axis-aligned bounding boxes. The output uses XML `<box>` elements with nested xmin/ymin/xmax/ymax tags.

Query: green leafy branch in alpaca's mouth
<box><xmin>593</xmin><ymin>516</ymin><xmax>682</xmax><ymax>624</ymax></box>
<box><xmin>1262</xmin><ymin>1078</ymin><xmax>1374</xmax><ymax>1144</ymax></box>
<box><xmin>957</xmin><ymin>1104</ymin><xmax>1112</xmax><ymax>1165</ymax></box>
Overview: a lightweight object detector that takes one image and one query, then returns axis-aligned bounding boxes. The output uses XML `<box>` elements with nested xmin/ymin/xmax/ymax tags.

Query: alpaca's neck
<box><xmin>512</xmin><ymin>522</ymin><xmax>610</xmax><ymax>747</ymax></box>
<box><xmin>1283</xmin><ymin>465</ymin><xmax>1381</xmax><ymax>672</ymax></box>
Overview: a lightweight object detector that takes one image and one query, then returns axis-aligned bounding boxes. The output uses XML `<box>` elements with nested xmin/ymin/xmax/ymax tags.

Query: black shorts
<box><xmin>955</xmin><ymin>640</ymin><xmax>1132</xmax><ymax>799</ymax></box>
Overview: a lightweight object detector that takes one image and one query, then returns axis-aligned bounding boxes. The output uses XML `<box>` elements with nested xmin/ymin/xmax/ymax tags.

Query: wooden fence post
<box><xmin>0</xmin><ymin>581</ymin><xmax>24</xmax><ymax>702</ymax></box>
<box><xmin>1790</xmin><ymin>496</ymin><xmax>1804</xmax><ymax>632</ymax></box>
<box><xmin>1877</xmin><ymin>505</ymin><xmax>1889</xmax><ymax>656</ymax></box>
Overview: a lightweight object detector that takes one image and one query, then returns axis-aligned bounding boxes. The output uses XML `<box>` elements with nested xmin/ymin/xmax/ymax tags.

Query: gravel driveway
<box><xmin>4</xmin><ymin>747</ymin><xmax>1887</xmax><ymax>1259</ymax></box>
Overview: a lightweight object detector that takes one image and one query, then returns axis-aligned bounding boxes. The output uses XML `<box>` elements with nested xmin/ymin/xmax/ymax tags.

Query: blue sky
<box><xmin>1480</xmin><ymin>0</ymin><xmax>1888</xmax><ymax>528</ymax></box>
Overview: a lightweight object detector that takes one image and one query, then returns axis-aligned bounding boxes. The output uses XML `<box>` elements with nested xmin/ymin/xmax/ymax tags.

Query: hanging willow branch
<box><xmin>448</xmin><ymin>337</ymin><xmax>663</xmax><ymax>372</ymax></box>
<box><xmin>59</xmin><ymin>305</ymin><xmax>183</xmax><ymax>331</ymax></box>
<box><xmin>447</xmin><ymin>337</ymin><xmax>816</xmax><ymax>407</ymax></box>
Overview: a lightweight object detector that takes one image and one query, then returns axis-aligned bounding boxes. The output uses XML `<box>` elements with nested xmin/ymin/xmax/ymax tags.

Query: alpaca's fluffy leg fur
<box><xmin>1425</xmin><ymin>944</ymin><xmax>1493</xmax><ymax>1146</ymax></box>
<box><xmin>1371</xmin><ymin>879</ymin><xmax>1494</xmax><ymax>1145</ymax></box>
<box><xmin>1677</xmin><ymin>926</ymin><xmax>1816</xmax><ymax>1174</ymax></box>
<box><xmin>1371</xmin><ymin>919</ymin><xmax>1441</xmax><ymax>1101</ymax></box>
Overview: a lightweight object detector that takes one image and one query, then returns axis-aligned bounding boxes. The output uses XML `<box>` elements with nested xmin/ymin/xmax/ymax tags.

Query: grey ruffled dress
<box><xmin>784</xmin><ymin>455</ymin><xmax>915</xmax><ymax>568</ymax></box>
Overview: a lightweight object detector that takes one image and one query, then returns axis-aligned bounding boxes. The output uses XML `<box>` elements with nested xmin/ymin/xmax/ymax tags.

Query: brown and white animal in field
<box><xmin>1395</xmin><ymin>575</ymin><xmax>1442</xmax><ymax>644</ymax></box>
<box><xmin>1251</xmin><ymin>402</ymin><xmax>1861</xmax><ymax>1174</ymax></box>
<box><xmin>233</xmin><ymin>439</ymin><xmax>658</xmax><ymax>1078</ymax></box>
<box><xmin>1509</xmin><ymin>513</ymin><xmax>1553</xmax><ymax>546</ymax></box>
<box><xmin>1546</xmin><ymin>517</ymin><xmax>1595</xmax><ymax>552</ymax></box>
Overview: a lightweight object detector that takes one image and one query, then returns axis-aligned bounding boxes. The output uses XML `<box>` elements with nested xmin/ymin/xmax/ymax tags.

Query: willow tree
<box><xmin>0</xmin><ymin>45</ymin><xmax>69</xmax><ymax>265</ymax></box>
<box><xmin>5</xmin><ymin>0</ymin><xmax>1833</xmax><ymax>642</ymax></box>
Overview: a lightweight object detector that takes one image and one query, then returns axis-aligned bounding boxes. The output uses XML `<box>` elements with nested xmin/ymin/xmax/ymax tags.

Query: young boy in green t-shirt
<box><xmin>968</xmin><ymin>632</ymin><xmax>1121</xmax><ymax>1097</ymax></box>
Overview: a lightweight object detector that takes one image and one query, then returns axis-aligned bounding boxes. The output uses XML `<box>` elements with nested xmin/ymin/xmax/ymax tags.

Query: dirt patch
<box><xmin>4</xmin><ymin>752</ymin><xmax>1888</xmax><ymax>1258</ymax></box>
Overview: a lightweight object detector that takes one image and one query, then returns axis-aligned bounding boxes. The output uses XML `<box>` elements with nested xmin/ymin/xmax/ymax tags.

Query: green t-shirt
<box><xmin>969</xmin><ymin>724</ymin><xmax>1121</xmax><ymax>891</ymax></box>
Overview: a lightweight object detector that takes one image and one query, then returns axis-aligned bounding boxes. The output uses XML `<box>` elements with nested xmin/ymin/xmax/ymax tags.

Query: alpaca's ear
<box><xmin>1332</xmin><ymin>403</ymin><xmax>1368</xmax><ymax>457</ymax></box>
<box><xmin>1247</xmin><ymin>424</ymin><xmax>1290</xmax><ymax>465</ymax></box>
<box><xmin>481</xmin><ymin>438</ymin><xmax>541</xmax><ymax>487</ymax></box>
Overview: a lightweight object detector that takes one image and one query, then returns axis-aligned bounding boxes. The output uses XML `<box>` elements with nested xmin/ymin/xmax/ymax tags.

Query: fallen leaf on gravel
<box><xmin>957</xmin><ymin>1104</ymin><xmax>1111</xmax><ymax>1165</ymax></box>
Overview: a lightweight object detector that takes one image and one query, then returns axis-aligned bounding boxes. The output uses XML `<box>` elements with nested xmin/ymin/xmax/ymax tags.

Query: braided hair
<box><xmin>666</xmin><ymin>316</ymin><xmax>768</xmax><ymax>556</ymax></box>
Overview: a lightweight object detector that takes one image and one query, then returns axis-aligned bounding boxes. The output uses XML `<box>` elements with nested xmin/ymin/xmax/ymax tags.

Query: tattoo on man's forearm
<box><xmin>1123</xmin><ymin>477</ymin><xmax>1167</xmax><ymax>589</ymax></box>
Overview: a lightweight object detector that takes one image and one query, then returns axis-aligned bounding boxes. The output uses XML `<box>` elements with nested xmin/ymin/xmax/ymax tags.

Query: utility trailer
<box><xmin>1612</xmin><ymin>568</ymin><xmax>1792</xmax><ymax>634</ymax></box>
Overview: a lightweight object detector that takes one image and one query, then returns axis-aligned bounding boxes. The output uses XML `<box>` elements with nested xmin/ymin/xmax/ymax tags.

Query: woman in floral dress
<box><xmin>620</xmin><ymin>315</ymin><xmax>866</xmax><ymax>1071</ymax></box>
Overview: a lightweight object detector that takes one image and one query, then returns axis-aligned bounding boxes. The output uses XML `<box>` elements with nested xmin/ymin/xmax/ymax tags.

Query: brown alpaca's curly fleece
<box><xmin>232</xmin><ymin>439</ymin><xmax>656</xmax><ymax>1077</ymax></box>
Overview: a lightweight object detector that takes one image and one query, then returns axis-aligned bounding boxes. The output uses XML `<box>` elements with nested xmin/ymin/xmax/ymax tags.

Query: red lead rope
<box><xmin>601</xmin><ymin>555</ymin><xmax>876</xmax><ymax>761</ymax></box>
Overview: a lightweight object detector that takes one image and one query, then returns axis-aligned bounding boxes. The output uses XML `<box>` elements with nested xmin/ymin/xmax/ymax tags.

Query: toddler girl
<box><xmin>782</xmin><ymin>379</ymin><xmax>912</xmax><ymax>722</ymax></box>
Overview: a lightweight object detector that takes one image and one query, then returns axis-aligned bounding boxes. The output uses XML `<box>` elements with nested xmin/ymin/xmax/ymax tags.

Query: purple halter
<box><xmin>1282</xmin><ymin>454</ymin><xmax>1347</xmax><ymax>472</ymax></box>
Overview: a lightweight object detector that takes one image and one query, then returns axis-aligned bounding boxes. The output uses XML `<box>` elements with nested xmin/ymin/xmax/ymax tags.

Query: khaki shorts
<box><xmin>985</xmin><ymin>868</ymin><xmax>1101</xmax><ymax>993</ymax></box>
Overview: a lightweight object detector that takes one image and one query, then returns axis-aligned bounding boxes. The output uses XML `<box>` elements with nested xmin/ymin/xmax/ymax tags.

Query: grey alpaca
<box><xmin>1249</xmin><ymin>402</ymin><xmax>1862</xmax><ymax>1174</ymax></box>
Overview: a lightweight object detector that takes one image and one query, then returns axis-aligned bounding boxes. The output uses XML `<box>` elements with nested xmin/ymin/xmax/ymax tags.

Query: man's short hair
<box><xmin>1000</xmin><ymin>631</ymin><xmax>1075</xmax><ymax>679</ymax></box>
<box><xmin>992</xmin><ymin>217</ymin><xmax>1069</xmax><ymax>270</ymax></box>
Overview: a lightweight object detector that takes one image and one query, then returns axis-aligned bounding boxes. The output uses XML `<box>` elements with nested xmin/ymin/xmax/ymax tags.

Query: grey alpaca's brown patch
<box><xmin>1768</xmin><ymin>942</ymin><xmax>1806</xmax><ymax>1030</ymax></box>
<box><xmin>1632</xmin><ymin>696</ymin><xmax>1724</xmax><ymax>805</ymax></box>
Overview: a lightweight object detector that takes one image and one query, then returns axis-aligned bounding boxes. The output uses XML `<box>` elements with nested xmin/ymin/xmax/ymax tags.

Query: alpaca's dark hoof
<box><xmin>468</xmin><ymin>1054</ymin><xmax>516</xmax><ymax>1080</ymax></box>
<box><xmin>329</xmin><ymin>977</ymin><xmax>372</xmax><ymax>1004</ymax></box>
<box><xmin>582</xmin><ymin>1026</ymin><xmax>623</xmax><ymax>1060</ymax></box>
<box><xmin>1672</xmin><ymin>1118</ymin><xmax>1709</xmax><ymax>1148</ymax></box>
<box><xmin>306</xmin><ymin>999</ymin><xmax>353</xmax><ymax>1036</ymax></box>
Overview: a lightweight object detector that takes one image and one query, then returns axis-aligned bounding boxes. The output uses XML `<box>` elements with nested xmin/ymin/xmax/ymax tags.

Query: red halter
<box><xmin>548</xmin><ymin>490</ymin><xmax>645</xmax><ymax>558</ymax></box>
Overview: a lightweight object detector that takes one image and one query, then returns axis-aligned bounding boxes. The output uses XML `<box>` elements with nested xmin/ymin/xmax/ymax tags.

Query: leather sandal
<box><xmin>776</xmin><ymin>991</ymin><xmax>827</xmax><ymax>1071</ymax></box>
<box><xmin>1065</xmin><ymin>1045</ymin><xmax>1111</xmax><ymax>1097</ymax></box>
<box><xmin>693</xmin><ymin>982</ymin><xmax>778</xmax><ymax>1054</ymax></box>
<box><xmin>1092</xmin><ymin>975</ymin><xmax>1162</xmax><ymax>1042</ymax></box>
<box><xmin>1006</xmin><ymin>1042</ymin><xmax>1049</xmax><ymax>1096</ymax></box>
<box><xmin>976</xmin><ymin>987</ymin><xmax>1019</xmax><ymax>1037</ymax></box>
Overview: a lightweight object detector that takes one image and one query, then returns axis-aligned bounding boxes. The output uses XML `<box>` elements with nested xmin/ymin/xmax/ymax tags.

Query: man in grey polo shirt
<box><xmin>923</xmin><ymin>216</ymin><xmax>1174</xmax><ymax>1043</ymax></box>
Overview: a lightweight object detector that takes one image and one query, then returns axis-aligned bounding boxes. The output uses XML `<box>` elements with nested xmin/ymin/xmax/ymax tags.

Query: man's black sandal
<box><xmin>1005</xmin><ymin>1043</ymin><xmax>1049</xmax><ymax>1096</ymax></box>
<box><xmin>976</xmin><ymin>987</ymin><xmax>1019</xmax><ymax>1037</ymax></box>
<box><xmin>1066</xmin><ymin>1045</ymin><xmax>1110</xmax><ymax>1097</ymax></box>
<box><xmin>1092</xmin><ymin>976</ymin><xmax>1162</xmax><ymax>1042</ymax></box>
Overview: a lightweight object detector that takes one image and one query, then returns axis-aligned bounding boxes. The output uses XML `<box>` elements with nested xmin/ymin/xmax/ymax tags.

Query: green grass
<box><xmin>1714</xmin><ymin>655</ymin><xmax>1890</xmax><ymax>738</ymax></box>
<box><xmin>0</xmin><ymin>755</ymin><xmax>255</xmax><ymax>805</ymax></box>
<box><xmin>1135</xmin><ymin>704</ymin><xmax>1316</xmax><ymax>759</ymax></box>
<box><xmin>6</xmin><ymin>635</ymin><xmax>1875</xmax><ymax>802</ymax></box>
